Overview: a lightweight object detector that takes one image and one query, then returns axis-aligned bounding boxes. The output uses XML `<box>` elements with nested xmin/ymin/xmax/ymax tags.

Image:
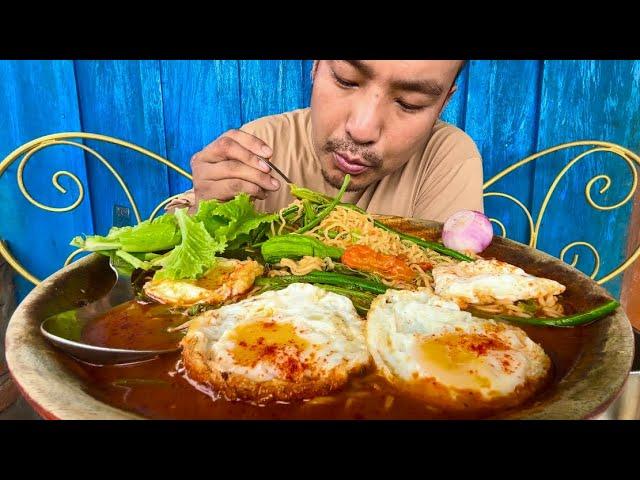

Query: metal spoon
<box><xmin>40</xmin><ymin>260</ymin><xmax>180</xmax><ymax>365</ymax></box>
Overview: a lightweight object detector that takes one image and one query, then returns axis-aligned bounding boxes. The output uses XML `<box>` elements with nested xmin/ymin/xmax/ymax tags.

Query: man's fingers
<box><xmin>224</xmin><ymin>129</ymin><xmax>273</xmax><ymax>159</ymax></box>
<box><xmin>192</xmin><ymin>135</ymin><xmax>272</xmax><ymax>174</ymax></box>
<box><xmin>193</xmin><ymin>160</ymin><xmax>280</xmax><ymax>192</ymax></box>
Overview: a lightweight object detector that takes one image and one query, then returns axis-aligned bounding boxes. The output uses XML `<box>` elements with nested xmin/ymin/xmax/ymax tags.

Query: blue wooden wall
<box><xmin>1</xmin><ymin>60</ymin><xmax>638</xmax><ymax>301</ymax></box>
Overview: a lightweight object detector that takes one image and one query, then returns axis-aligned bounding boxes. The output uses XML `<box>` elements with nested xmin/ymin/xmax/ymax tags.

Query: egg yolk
<box><xmin>228</xmin><ymin>320</ymin><xmax>310</xmax><ymax>380</ymax></box>
<box><xmin>418</xmin><ymin>333</ymin><xmax>509</xmax><ymax>389</ymax></box>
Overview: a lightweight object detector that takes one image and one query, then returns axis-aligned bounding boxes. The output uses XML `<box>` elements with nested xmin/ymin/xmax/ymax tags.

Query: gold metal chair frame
<box><xmin>1</xmin><ymin>133</ymin><xmax>638</xmax><ymax>287</ymax></box>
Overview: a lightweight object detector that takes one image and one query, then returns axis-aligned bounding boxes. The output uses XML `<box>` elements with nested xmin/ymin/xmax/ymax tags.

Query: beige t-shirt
<box><xmin>169</xmin><ymin>107</ymin><xmax>483</xmax><ymax>222</ymax></box>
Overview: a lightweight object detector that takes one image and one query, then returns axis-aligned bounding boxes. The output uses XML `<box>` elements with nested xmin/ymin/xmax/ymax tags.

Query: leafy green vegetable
<box><xmin>255</xmin><ymin>270</ymin><xmax>388</xmax><ymax>294</ymax></box>
<box><xmin>313</xmin><ymin>284</ymin><xmax>376</xmax><ymax>315</ymax></box>
<box><xmin>303</xmin><ymin>200</ymin><xmax>316</xmax><ymax>225</ymax></box>
<box><xmin>71</xmin><ymin>214</ymin><xmax>180</xmax><ymax>253</ymax></box>
<box><xmin>195</xmin><ymin>193</ymin><xmax>278</xmax><ymax>250</ymax></box>
<box><xmin>289</xmin><ymin>179</ymin><xmax>472</xmax><ymax>262</ymax></box>
<box><xmin>115</xmin><ymin>250</ymin><xmax>152</xmax><ymax>271</ymax></box>
<box><xmin>154</xmin><ymin>208</ymin><xmax>225</xmax><ymax>281</ymax></box>
<box><xmin>294</xmin><ymin>174</ymin><xmax>351</xmax><ymax>234</ymax></box>
<box><xmin>290</xmin><ymin>185</ymin><xmax>334</xmax><ymax>205</ymax></box>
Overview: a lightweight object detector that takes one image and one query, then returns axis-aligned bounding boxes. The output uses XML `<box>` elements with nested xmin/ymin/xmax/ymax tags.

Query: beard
<box><xmin>320</xmin><ymin>166</ymin><xmax>369</xmax><ymax>191</ymax></box>
<box><xmin>319</xmin><ymin>137</ymin><xmax>384</xmax><ymax>191</ymax></box>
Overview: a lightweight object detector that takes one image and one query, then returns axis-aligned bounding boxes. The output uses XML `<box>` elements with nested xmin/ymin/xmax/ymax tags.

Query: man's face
<box><xmin>310</xmin><ymin>60</ymin><xmax>462</xmax><ymax>191</ymax></box>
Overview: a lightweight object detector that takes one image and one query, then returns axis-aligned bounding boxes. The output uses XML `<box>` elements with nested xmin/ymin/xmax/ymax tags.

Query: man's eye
<box><xmin>332</xmin><ymin>71</ymin><xmax>358</xmax><ymax>88</ymax></box>
<box><xmin>397</xmin><ymin>100</ymin><xmax>426</xmax><ymax>112</ymax></box>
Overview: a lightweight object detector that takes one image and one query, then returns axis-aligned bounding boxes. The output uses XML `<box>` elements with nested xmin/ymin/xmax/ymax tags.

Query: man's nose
<box><xmin>345</xmin><ymin>95</ymin><xmax>383</xmax><ymax>145</ymax></box>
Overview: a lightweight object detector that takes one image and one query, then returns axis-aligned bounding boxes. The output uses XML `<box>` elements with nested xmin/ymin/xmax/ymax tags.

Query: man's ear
<box><xmin>439</xmin><ymin>85</ymin><xmax>458</xmax><ymax>115</ymax></box>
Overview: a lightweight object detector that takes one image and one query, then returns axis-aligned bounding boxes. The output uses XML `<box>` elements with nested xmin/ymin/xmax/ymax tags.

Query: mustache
<box><xmin>322</xmin><ymin>138</ymin><xmax>383</xmax><ymax>168</ymax></box>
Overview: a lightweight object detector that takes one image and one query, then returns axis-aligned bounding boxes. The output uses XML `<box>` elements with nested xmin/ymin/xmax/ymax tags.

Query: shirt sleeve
<box><xmin>412</xmin><ymin>153</ymin><xmax>484</xmax><ymax>223</ymax></box>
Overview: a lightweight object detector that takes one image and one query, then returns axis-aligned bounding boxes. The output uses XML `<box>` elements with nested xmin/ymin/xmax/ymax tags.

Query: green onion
<box><xmin>376</xmin><ymin>224</ymin><xmax>473</xmax><ymax>262</ymax></box>
<box><xmin>338</xmin><ymin>203</ymin><xmax>473</xmax><ymax>262</ymax></box>
<box><xmin>255</xmin><ymin>270</ymin><xmax>388</xmax><ymax>295</ymax></box>
<box><xmin>303</xmin><ymin>200</ymin><xmax>316</xmax><ymax>225</ymax></box>
<box><xmin>313</xmin><ymin>284</ymin><xmax>376</xmax><ymax>315</ymax></box>
<box><xmin>469</xmin><ymin>299</ymin><xmax>620</xmax><ymax>328</ymax></box>
<box><xmin>294</xmin><ymin>175</ymin><xmax>351</xmax><ymax>234</ymax></box>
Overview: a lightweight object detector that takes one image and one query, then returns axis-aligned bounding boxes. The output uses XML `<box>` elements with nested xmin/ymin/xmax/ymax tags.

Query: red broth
<box><xmin>56</xmin><ymin>300</ymin><xmax>588</xmax><ymax>419</ymax></box>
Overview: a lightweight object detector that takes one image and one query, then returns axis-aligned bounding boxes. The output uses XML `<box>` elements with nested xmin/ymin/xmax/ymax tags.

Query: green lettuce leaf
<box><xmin>154</xmin><ymin>208</ymin><xmax>225</xmax><ymax>281</ymax></box>
<box><xmin>71</xmin><ymin>214</ymin><xmax>180</xmax><ymax>253</ymax></box>
<box><xmin>194</xmin><ymin>194</ymin><xmax>277</xmax><ymax>249</ymax></box>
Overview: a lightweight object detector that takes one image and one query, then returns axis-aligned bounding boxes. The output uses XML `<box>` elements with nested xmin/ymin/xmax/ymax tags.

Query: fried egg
<box><xmin>432</xmin><ymin>258</ymin><xmax>566</xmax><ymax>307</ymax></box>
<box><xmin>366</xmin><ymin>289</ymin><xmax>551</xmax><ymax>414</ymax></box>
<box><xmin>143</xmin><ymin>258</ymin><xmax>263</xmax><ymax>307</ymax></box>
<box><xmin>181</xmin><ymin>283</ymin><xmax>371</xmax><ymax>402</ymax></box>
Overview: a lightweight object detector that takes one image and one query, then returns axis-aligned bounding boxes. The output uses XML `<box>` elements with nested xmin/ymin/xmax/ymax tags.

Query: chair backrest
<box><xmin>482</xmin><ymin>140</ymin><xmax>639</xmax><ymax>288</ymax></box>
<box><xmin>1</xmin><ymin>133</ymin><xmax>638</xmax><ymax>299</ymax></box>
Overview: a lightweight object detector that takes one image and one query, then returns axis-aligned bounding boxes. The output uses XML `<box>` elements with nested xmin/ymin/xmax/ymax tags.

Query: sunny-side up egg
<box><xmin>143</xmin><ymin>258</ymin><xmax>264</xmax><ymax>307</ymax></box>
<box><xmin>432</xmin><ymin>258</ymin><xmax>566</xmax><ymax>307</ymax></box>
<box><xmin>181</xmin><ymin>283</ymin><xmax>371</xmax><ymax>403</ymax></box>
<box><xmin>366</xmin><ymin>289</ymin><xmax>552</xmax><ymax>414</ymax></box>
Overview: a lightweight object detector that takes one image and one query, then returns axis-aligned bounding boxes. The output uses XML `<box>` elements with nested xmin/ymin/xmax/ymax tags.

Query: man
<box><xmin>169</xmin><ymin>60</ymin><xmax>483</xmax><ymax>222</ymax></box>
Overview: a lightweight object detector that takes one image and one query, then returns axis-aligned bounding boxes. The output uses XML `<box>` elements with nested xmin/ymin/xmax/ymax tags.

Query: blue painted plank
<box><xmin>465</xmin><ymin>60</ymin><xmax>542</xmax><ymax>244</ymax></box>
<box><xmin>0</xmin><ymin>60</ymin><xmax>94</xmax><ymax>300</ymax></box>
<box><xmin>440</xmin><ymin>62</ymin><xmax>469</xmax><ymax>128</ymax></box>
<box><xmin>159</xmin><ymin>60</ymin><xmax>242</xmax><ymax>197</ymax></box>
<box><xmin>302</xmin><ymin>60</ymin><xmax>315</xmax><ymax>108</ymax></box>
<box><xmin>534</xmin><ymin>60</ymin><xmax>640</xmax><ymax>298</ymax></box>
<box><xmin>239</xmin><ymin>60</ymin><xmax>305</xmax><ymax>124</ymax></box>
<box><xmin>73</xmin><ymin>60</ymin><xmax>169</xmax><ymax>233</ymax></box>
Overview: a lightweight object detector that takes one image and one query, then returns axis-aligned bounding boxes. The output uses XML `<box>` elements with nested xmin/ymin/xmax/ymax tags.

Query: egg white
<box><xmin>181</xmin><ymin>283</ymin><xmax>371</xmax><ymax>401</ymax></box>
<box><xmin>432</xmin><ymin>258</ymin><xmax>566</xmax><ymax>306</ymax></box>
<box><xmin>366</xmin><ymin>289</ymin><xmax>551</xmax><ymax>412</ymax></box>
<box><xmin>143</xmin><ymin>258</ymin><xmax>263</xmax><ymax>307</ymax></box>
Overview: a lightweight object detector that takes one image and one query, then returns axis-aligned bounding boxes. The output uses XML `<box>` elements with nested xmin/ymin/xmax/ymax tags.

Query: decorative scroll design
<box><xmin>483</xmin><ymin>141</ymin><xmax>640</xmax><ymax>285</ymax></box>
<box><xmin>0</xmin><ymin>132</ymin><xmax>192</xmax><ymax>285</ymax></box>
<box><xmin>2</xmin><ymin>135</ymin><xmax>638</xmax><ymax>287</ymax></box>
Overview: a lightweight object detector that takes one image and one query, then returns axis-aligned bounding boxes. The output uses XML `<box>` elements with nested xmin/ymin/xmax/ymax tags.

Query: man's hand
<box><xmin>191</xmin><ymin>129</ymin><xmax>281</xmax><ymax>204</ymax></box>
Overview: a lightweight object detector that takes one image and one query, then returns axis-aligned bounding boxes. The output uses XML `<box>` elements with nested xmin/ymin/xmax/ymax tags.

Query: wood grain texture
<box><xmin>302</xmin><ymin>60</ymin><xmax>314</xmax><ymax>108</ymax></box>
<box><xmin>73</xmin><ymin>60</ymin><xmax>170</xmax><ymax>233</ymax></box>
<box><xmin>0</xmin><ymin>60</ymin><xmax>93</xmax><ymax>300</ymax></box>
<box><xmin>239</xmin><ymin>60</ymin><xmax>305</xmax><ymax>124</ymax></box>
<box><xmin>465</xmin><ymin>60</ymin><xmax>542</xmax><ymax>245</ymax></box>
<box><xmin>535</xmin><ymin>60</ymin><xmax>640</xmax><ymax>298</ymax></box>
<box><xmin>159</xmin><ymin>60</ymin><xmax>242</xmax><ymax>196</ymax></box>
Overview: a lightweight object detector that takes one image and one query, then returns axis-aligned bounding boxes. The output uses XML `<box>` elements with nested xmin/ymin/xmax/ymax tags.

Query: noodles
<box><xmin>306</xmin><ymin>206</ymin><xmax>455</xmax><ymax>266</ymax></box>
<box><xmin>278</xmin><ymin>256</ymin><xmax>326</xmax><ymax>275</ymax></box>
<box><xmin>473</xmin><ymin>297</ymin><xmax>565</xmax><ymax>318</ymax></box>
<box><xmin>269</xmin><ymin>256</ymin><xmax>334</xmax><ymax>276</ymax></box>
<box><xmin>410</xmin><ymin>263</ymin><xmax>433</xmax><ymax>290</ymax></box>
<box><xmin>268</xmin><ymin>203</ymin><xmax>566</xmax><ymax>320</ymax></box>
<box><xmin>273</xmin><ymin>200</ymin><xmax>304</xmax><ymax>235</ymax></box>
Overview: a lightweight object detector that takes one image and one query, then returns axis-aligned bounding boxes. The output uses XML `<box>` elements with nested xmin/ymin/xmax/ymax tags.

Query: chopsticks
<box><xmin>259</xmin><ymin>156</ymin><xmax>292</xmax><ymax>185</ymax></box>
